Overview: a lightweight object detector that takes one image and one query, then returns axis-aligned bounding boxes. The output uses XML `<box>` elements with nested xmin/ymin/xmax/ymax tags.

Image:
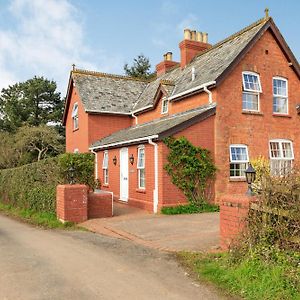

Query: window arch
<box><xmin>72</xmin><ymin>103</ymin><xmax>79</xmax><ymax>130</ymax></box>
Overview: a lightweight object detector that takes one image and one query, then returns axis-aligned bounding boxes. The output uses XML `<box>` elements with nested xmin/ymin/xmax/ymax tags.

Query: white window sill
<box><xmin>229</xmin><ymin>177</ymin><xmax>246</xmax><ymax>182</ymax></box>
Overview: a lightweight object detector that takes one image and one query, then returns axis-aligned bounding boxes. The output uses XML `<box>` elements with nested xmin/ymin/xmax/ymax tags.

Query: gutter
<box><xmin>148</xmin><ymin>138</ymin><xmax>159</xmax><ymax>213</ymax></box>
<box><xmin>168</xmin><ymin>81</ymin><xmax>216</xmax><ymax>101</ymax></box>
<box><xmin>89</xmin><ymin>135</ymin><xmax>159</xmax><ymax>151</ymax></box>
<box><xmin>203</xmin><ymin>86</ymin><xmax>213</xmax><ymax>103</ymax></box>
<box><xmin>90</xmin><ymin>150</ymin><xmax>98</xmax><ymax>179</ymax></box>
<box><xmin>131</xmin><ymin>112</ymin><xmax>138</xmax><ymax>125</ymax></box>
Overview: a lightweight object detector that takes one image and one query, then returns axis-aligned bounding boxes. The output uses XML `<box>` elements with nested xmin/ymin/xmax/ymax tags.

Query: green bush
<box><xmin>0</xmin><ymin>157</ymin><xmax>60</xmax><ymax>213</ymax></box>
<box><xmin>58</xmin><ymin>153</ymin><xmax>96</xmax><ymax>188</ymax></box>
<box><xmin>0</xmin><ymin>153</ymin><xmax>97</xmax><ymax>214</ymax></box>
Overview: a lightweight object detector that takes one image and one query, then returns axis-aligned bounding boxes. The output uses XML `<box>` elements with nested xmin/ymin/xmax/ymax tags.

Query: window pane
<box><xmin>282</xmin><ymin>142</ymin><xmax>292</xmax><ymax>158</ymax></box>
<box><xmin>273</xmin><ymin>97</ymin><xmax>287</xmax><ymax>114</ymax></box>
<box><xmin>243</xmin><ymin>92</ymin><xmax>259</xmax><ymax>111</ymax></box>
<box><xmin>103</xmin><ymin>152</ymin><xmax>108</xmax><ymax>169</ymax></box>
<box><xmin>139</xmin><ymin>169</ymin><xmax>145</xmax><ymax>188</ymax></box>
<box><xmin>243</xmin><ymin>73</ymin><xmax>261</xmax><ymax>92</ymax></box>
<box><xmin>138</xmin><ymin>148</ymin><xmax>145</xmax><ymax>168</ymax></box>
<box><xmin>273</xmin><ymin>79</ymin><xmax>287</xmax><ymax>96</ymax></box>
<box><xmin>270</xmin><ymin>142</ymin><xmax>280</xmax><ymax>158</ymax></box>
<box><xmin>230</xmin><ymin>163</ymin><xmax>247</xmax><ymax>177</ymax></box>
<box><xmin>230</xmin><ymin>147</ymin><xmax>248</xmax><ymax>162</ymax></box>
<box><xmin>270</xmin><ymin>159</ymin><xmax>292</xmax><ymax>176</ymax></box>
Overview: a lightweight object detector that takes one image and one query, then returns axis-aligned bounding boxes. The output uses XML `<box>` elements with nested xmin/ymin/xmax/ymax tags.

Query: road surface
<box><xmin>0</xmin><ymin>214</ymin><xmax>225</xmax><ymax>300</ymax></box>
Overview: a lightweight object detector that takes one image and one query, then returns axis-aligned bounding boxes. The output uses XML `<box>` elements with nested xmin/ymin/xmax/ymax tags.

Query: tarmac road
<box><xmin>0</xmin><ymin>214</ymin><xmax>226</xmax><ymax>300</ymax></box>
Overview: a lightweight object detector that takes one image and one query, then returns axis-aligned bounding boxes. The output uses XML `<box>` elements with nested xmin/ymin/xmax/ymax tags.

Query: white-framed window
<box><xmin>137</xmin><ymin>146</ymin><xmax>145</xmax><ymax>188</ymax></box>
<box><xmin>273</xmin><ymin>77</ymin><xmax>288</xmax><ymax>114</ymax></box>
<box><xmin>229</xmin><ymin>144</ymin><xmax>249</xmax><ymax>177</ymax></box>
<box><xmin>102</xmin><ymin>151</ymin><xmax>109</xmax><ymax>184</ymax></box>
<box><xmin>72</xmin><ymin>102</ymin><xmax>79</xmax><ymax>130</ymax></box>
<box><xmin>269</xmin><ymin>139</ymin><xmax>293</xmax><ymax>175</ymax></box>
<box><xmin>161</xmin><ymin>97</ymin><xmax>169</xmax><ymax>114</ymax></box>
<box><xmin>242</xmin><ymin>72</ymin><xmax>262</xmax><ymax>112</ymax></box>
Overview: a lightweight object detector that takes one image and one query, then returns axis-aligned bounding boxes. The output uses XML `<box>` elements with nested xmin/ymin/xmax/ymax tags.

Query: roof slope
<box><xmin>63</xmin><ymin>16</ymin><xmax>300</xmax><ymax>121</ymax></box>
<box><xmin>90</xmin><ymin>103</ymin><xmax>216</xmax><ymax>149</ymax></box>
<box><xmin>72</xmin><ymin>71</ymin><xmax>147</xmax><ymax>114</ymax></box>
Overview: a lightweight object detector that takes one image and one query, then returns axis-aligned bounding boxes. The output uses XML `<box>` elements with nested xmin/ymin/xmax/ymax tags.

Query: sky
<box><xmin>0</xmin><ymin>0</ymin><xmax>299</xmax><ymax>95</ymax></box>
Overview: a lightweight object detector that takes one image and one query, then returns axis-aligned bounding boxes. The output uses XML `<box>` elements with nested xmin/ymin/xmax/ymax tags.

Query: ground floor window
<box><xmin>137</xmin><ymin>146</ymin><xmax>145</xmax><ymax>188</ymax></box>
<box><xmin>269</xmin><ymin>139</ymin><xmax>293</xmax><ymax>175</ymax></box>
<box><xmin>102</xmin><ymin>151</ymin><xmax>109</xmax><ymax>184</ymax></box>
<box><xmin>229</xmin><ymin>144</ymin><xmax>249</xmax><ymax>177</ymax></box>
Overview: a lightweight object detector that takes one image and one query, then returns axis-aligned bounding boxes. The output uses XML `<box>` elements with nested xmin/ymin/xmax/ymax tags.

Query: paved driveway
<box><xmin>0</xmin><ymin>214</ymin><xmax>226</xmax><ymax>300</ymax></box>
<box><xmin>81</xmin><ymin>202</ymin><xmax>220</xmax><ymax>252</ymax></box>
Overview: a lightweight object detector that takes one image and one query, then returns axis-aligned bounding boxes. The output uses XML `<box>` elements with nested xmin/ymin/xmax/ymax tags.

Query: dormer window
<box><xmin>273</xmin><ymin>77</ymin><xmax>288</xmax><ymax>114</ymax></box>
<box><xmin>242</xmin><ymin>72</ymin><xmax>262</xmax><ymax>112</ymax></box>
<box><xmin>161</xmin><ymin>97</ymin><xmax>169</xmax><ymax>114</ymax></box>
<box><xmin>72</xmin><ymin>103</ymin><xmax>79</xmax><ymax>130</ymax></box>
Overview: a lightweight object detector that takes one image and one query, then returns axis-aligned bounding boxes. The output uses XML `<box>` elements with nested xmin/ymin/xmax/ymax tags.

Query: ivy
<box><xmin>164</xmin><ymin>137</ymin><xmax>216</xmax><ymax>206</ymax></box>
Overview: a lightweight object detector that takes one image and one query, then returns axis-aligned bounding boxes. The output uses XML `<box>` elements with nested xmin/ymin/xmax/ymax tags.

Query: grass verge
<box><xmin>0</xmin><ymin>202</ymin><xmax>76</xmax><ymax>229</ymax></box>
<box><xmin>177</xmin><ymin>251</ymin><xmax>300</xmax><ymax>300</ymax></box>
<box><xmin>161</xmin><ymin>203</ymin><xmax>219</xmax><ymax>215</ymax></box>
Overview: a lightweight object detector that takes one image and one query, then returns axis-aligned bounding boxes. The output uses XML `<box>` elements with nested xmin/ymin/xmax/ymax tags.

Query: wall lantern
<box><xmin>113</xmin><ymin>155</ymin><xmax>117</xmax><ymax>166</ymax></box>
<box><xmin>129</xmin><ymin>154</ymin><xmax>135</xmax><ymax>165</ymax></box>
<box><xmin>245</xmin><ymin>163</ymin><xmax>256</xmax><ymax>196</ymax></box>
<box><xmin>68</xmin><ymin>165</ymin><xmax>75</xmax><ymax>185</ymax></box>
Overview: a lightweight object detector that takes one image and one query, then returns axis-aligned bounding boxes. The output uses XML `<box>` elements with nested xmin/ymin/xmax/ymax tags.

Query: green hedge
<box><xmin>0</xmin><ymin>153</ymin><xmax>95</xmax><ymax>214</ymax></box>
<box><xmin>0</xmin><ymin>157</ymin><xmax>60</xmax><ymax>213</ymax></box>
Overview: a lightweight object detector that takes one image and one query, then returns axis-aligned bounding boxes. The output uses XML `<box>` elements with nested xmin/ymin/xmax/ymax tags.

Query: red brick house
<box><xmin>63</xmin><ymin>15</ymin><xmax>300</xmax><ymax>212</ymax></box>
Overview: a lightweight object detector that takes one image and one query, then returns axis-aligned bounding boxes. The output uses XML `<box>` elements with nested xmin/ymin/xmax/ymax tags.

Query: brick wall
<box><xmin>56</xmin><ymin>184</ymin><xmax>88</xmax><ymax>223</ymax></box>
<box><xmin>88</xmin><ymin>191</ymin><xmax>113</xmax><ymax>218</ymax></box>
<box><xmin>220</xmin><ymin>194</ymin><xmax>252</xmax><ymax>250</ymax></box>
<box><xmin>65</xmin><ymin>86</ymin><xmax>89</xmax><ymax>153</ymax></box>
<box><xmin>214</xmin><ymin>29</ymin><xmax>300</xmax><ymax>202</ymax></box>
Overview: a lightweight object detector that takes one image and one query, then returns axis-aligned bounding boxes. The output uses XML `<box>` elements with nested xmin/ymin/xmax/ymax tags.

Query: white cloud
<box><xmin>0</xmin><ymin>0</ymin><xmax>121</xmax><ymax>94</ymax></box>
<box><xmin>177</xmin><ymin>14</ymin><xmax>199</xmax><ymax>35</ymax></box>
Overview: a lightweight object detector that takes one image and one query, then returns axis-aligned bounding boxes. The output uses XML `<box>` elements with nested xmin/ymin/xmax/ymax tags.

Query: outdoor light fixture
<box><xmin>245</xmin><ymin>163</ymin><xmax>256</xmax><ymax>196</ymax></box>
<box><xmin>113</xmin><ymin>155</ymin><xmax>117</xmax><ymax>166</ymax></box>
<box><xmin>69</xmin><ymin>165</ymin><xmax>75</xmax><ymax>185</ymax></box>
<box><xmin>129</xmin><ymin>154</ymin><xmax>134</xmax><ymax>165</ymax></box>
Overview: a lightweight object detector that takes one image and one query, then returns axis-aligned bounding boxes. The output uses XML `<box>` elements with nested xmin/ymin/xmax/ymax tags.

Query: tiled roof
<box><xmin>72</xmin><ymin>70</ymin><xmax>148</xmax><ymax>114</ymax></box>
<box><xmin>90</xmin><ymin>103</ymin><xmax>216</xmax><ymax>149</ymax></box>
<box><xmin>71</xmin><ymin>17</ymin><xmax>269</xmax><ymax>115</ymax></box>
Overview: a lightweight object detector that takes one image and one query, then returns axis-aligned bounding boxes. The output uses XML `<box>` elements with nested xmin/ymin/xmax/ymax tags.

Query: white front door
<box><xmin>120</xmin><ymin>148</ymin><xmax>129</xmax><ymax>201</ymax></box>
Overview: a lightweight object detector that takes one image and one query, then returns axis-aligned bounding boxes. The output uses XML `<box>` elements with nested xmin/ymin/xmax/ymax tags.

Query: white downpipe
<box><xmin>131</xmin><ymin>112</ymin><xmax>138</xmax><ymax>125</ymax></box>
<box><xmin>91</xmin><ymin>150</ymin><xmax>98</xmax><ymax>179</ymax></box>
<box><xmin>203</xmin><ymin>86</ymin><xmax>213</xmax><ymax>104</ymax></box>
<box><xmin>148</xmin><ymin>138</ymin><xmax>159</xmax><ymax>213</ymax></box>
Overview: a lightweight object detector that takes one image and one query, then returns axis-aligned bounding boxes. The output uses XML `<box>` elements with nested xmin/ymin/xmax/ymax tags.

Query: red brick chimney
<box><xmin>156</xmin><ymin>52</ymin><xmax>179</xmax><ymax>76</ymax></box>
<box><xmin>179</xmin><ymin>29</ymin><xmax>212</xmax><ymax>68</ymax></box>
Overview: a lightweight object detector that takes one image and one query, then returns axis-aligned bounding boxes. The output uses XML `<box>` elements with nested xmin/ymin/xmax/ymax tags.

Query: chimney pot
<box><xmin>163</xmin><ymin>53</ymin><xmax>168</xmax><ymax>61</ymax></box>
<box><xmin>196</xmin><ymin>32</ymin><xmax>203</xmax><ymax>42</ymax></box>
<box><xmin>202</xmin><ymin>32</ymin><xmax>208</xmax><ymax>43</ymax></box>
<box><xmin>166</xmin><ymin>52</ymin><xmax>173</xmax><ymax>61</ymax></box>
<box><xmin>184</xmin><ymin>29</ymin><xmax>191</xmax><ymax>40</ymax></box>
<box><xmin>191</xmin><ymin>30</ymin><xmax>197</xmax><ymax>41</ymax></box>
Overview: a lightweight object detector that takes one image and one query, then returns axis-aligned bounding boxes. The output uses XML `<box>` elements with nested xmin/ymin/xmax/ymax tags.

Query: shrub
<box><xmin>58</xmin><ymin>153</ymin><xmax>97</xmax><ymax>189</ymax></box>
<box><xmin>164</xmin><ymin>137</ymin><xmax>216</xmax><ymax>206</ymax></box>
<box><xmin>0</xmin><ymin>153</ymin><xmax>97</xmax><ymax>214</ymax></box>
<box><xmin>0</xmin><ymin>157</ymin><xmax>60</xmax><ymax>213</ymax></box>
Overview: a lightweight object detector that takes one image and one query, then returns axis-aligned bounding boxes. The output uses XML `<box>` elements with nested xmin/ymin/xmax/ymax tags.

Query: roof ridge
<box><xmin>189</xmin><ymin>17</ymin><xmax>270</xmax><ymax>65</ymax></box>
<box><xmin>72</xmin><ymin>68</ymin><xmax>153</xmax><ymax>83</ymax></box>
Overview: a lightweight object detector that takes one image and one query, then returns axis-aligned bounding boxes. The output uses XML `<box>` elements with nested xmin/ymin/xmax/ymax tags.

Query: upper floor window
<box><xmin>72</xmin><ymin>103</ymin><xmax>79</xmax><ymax>130</ymax></box>
<box><xmin>161</xmin><ymin>97</ymin><xmax>169</xmax><ymax>114</ymax></box>
<box><xmin>242</xmin><ymin>72</ymin><xmax>262</xmax><ymax>112</ymax></box>
<box><xmin>230</xmin><ymin>144</ymin><xmax>249</xmax><ymax>177</ymax></box>
<box><xmin>102</xmin><ymin>151</ymin><xmax>109</xmax><ymax>184</ymax></box>
<box><xmin>269</xmin><ymin>139</ymin><xmax>293</xmax><ymax>175</ymax></box>
<box><xmin>273</xmin><ymin>77</ymin><xmax>288</xmax><ymax>114</ymax></box>
<box><xmin>137</xmin><ymin>146</ymin><xmax>145</xmax><ymax>189</ymax></box>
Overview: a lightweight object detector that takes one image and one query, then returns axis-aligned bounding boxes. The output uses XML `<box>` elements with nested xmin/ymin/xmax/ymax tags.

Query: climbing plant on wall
<box><xmin>164</xmin><ymin>137</ymin><xmax>216</xmax><ymax>206</ymax></box>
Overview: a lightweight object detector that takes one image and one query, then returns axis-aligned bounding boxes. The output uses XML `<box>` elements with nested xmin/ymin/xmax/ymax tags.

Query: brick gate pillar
<box><xmin>56</xmin><ymin>184</ymin><xmax>88</xmax><ymax>223</ymax></box>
